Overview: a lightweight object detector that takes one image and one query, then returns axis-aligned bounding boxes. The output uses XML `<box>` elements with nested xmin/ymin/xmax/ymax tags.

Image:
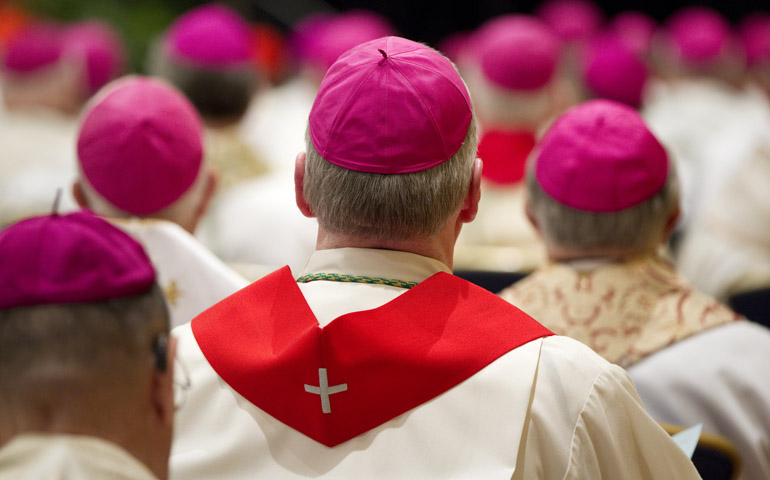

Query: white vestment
<box><xmin>673</xmin><ymin>93</ymin><xmax>770</xmax><ymax>299</ymax></box>
<box><xmin>195</xmin><ymin>172</ymin><xmax>318</xmax><ymax>277</ymax></box>
<box><xmin>0</xmin><ymin>107</ymin><xmax>79</xmax><ymax>226</ymax></box>
<box><xmin>238</xmin><ymin>76</ymin><xmax>318</xmax><ymax>175</ymax></box>
<box><xmin>113</xmin><ymin>218</ymin><xmax>249</xmax><ymax>328</ymax></box>
<box><xmin>0</xmin><ymin>434</ymin><xmax>157</xmax><ymax>480</ymax></box>
<box><xmin>642</xmin><ymin>78</ymin><xmax>770</xmax><ymax>233</ymax></box>
<box><xmin>170</xmin><ymin>248</ymin><xmax>700</xmax><ymax>479</ymax></box>
<box><xmin>629</xmin><ymin>320</ymin><xmax>770</xmax><ymax>480</ymax></box>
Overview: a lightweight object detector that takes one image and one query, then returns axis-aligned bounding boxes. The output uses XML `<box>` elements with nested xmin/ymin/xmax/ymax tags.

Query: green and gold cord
<box><xmin>296</xmin><ymin>273</ymin><xmax>417</xmax><ymax>289</ymax></box>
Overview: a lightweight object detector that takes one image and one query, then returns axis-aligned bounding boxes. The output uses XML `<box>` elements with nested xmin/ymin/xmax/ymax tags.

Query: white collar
<box><xmin>299</xmin><ymin>247</ymin><xmax>451</xmax><ymax>284</ymax></box>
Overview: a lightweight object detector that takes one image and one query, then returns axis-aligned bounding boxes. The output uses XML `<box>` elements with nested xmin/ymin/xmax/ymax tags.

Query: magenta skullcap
<box><xmin>0</xmin><ymin>210</ymin><xmax>155</xmax><ymax>309</ymax></box>
<box><xmin>536</xmin><ymin>0</ymin><xmax>603</xmax><ymax>42</ymax></box>
<box><xmin>305</xmin><ymin>10</ymin><xmax>396</xmax><ymax>73</ymax></box>
<box><xmin>62</xmin><ymin>21</ymin><xmax>126</xmax><ymax>94</ymax></box>
<box><xmin>437</xmin><ymin>31</ymin><xmax>472</xmax><ymax>65</ymax></box>
<box><xmin>2</xmin><ymin>22</ymin><xmax>63</xmax><ymax>73</ymax></box>
<box><xmin>535</xmin><ymin>99</ymin><xmax>668</xmax><ymax>213</ymax></box>
<box><xmin>583</xmin><ymin>36</ymin><xmax>648</xmax><ymax>108</ymax></box>
<box><xmin>475</xmin><ymin>15</ymin><xmax>562</xmax><ymax>91</ymax></box>
<box><xmin>738</xmin><ymin>13</ymin><xmax>770</xmax><ymax>67</ymax></box>
<box><xmin>77</xmin><ymin>76</ymin><xmax>204</xmax><ymax>216</ymax></box>
<box><xmin>289</xmin><ymin>12</ymin><xmax>333</xmax><ymax>66</ymax></box>
<box><xmin>166</xmin><ymin>3</ymin><xmax>253</xmax><ymax>67</ymax></box>
<box><xmin>608</xmin><ymin>11</ymin><xmax>658</xmax><ymax>57</ymax></box>
<box><xmin>665</xmin><ymin>7</ymin><xmax>732</xmax><ymax>65</ymax></box>
<box><xmin>309</xmin><ymin>36</ymin><xmax>472</xmax><ymax>174</ymax></box>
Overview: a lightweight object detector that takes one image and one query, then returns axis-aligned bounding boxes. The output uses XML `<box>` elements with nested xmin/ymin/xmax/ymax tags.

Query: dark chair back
<box><xmin>453</xmin><ymin>269</ymin><xmax>529</xmax><ymax>294</ymax></box>
<box><xmin>660</xmin><ymin>422</ymin><xmax>742</xmax><ymax>480</ymax></box>
<box><xmin>728</xmin><ymin>287</ymin><xmax>770</xmax><ymax>328</ymax></box>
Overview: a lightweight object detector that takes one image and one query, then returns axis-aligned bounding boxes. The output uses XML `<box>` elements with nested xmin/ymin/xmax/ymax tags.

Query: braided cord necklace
<box><xmin>296</xmin><ymin>272</ymin><xmax>418</xmax><ymax>289</ymax></box>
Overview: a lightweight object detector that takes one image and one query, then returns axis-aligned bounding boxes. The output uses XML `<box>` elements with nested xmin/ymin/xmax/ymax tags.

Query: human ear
<box><xmin>294</xmin><ymin>152</ymin><xmax>315</xmax><ymax>218</ymax></box>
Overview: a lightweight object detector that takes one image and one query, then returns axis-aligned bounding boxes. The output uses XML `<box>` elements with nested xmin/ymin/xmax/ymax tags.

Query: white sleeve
<box><xmin>564</xmin><ymin>366</ymin><xmax>701</xmax><ymax>480</ymax></box>
<box><xmin>520</xmin><ymin>336</ymin><xmax>701</xmax><ymax>479</ymax></box>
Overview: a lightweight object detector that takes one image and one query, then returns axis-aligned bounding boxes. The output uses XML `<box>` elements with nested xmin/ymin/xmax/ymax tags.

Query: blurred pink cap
<box><xmin>294</xmin><ymin>10</ymin><xmax>395</xmax><ymax>73</ymax></box>
<box><xmin>664</xmin><ymin>7</ymin><xmax>732</xmax><ymax>65</ymax></box>
<box><xmin>290</xmin><ymin>12</ymin><xmax>333</xmax><ymax>64</ymax></box>
<box><xmin>536</xmin><ymin>0</ymin><xmax>603</xmax><ymax>42</ymax></box>
<box><xmin>2</xmin><ymin>22</ymin><xmax>63</xmax><ymax>73</ymax></box>
<box><xmin>77</xmin><ymin>76</ymin><xmax>204</xmax><ymax>216</ymax></box>
<box><xmin>436</xmin><ymin>31</ymin><xmax>472</xmax><ymax>65</ymax></box>
<box><xmin>535</xmin><ymin>99</ymin><xmax>668</xmax><ymax>212</ymax></box>
<box><xmin>309</xmin><ymin>36</ymin><xmax>472</xmax><ymax>174</ymax></box>
<box><xmin>166</xmin><ymin>3</ymin><xmax>253</xmax><ymax>67</ymax></box>
<box><xmin>0</xmin><ymin>210</ymin><xmax>155</xmax><ymax>309</ymax></box>
<box><xmin>583</xmin><ymin>35</ymin><xmax>648</xmax><ymax>108</ymax></box>
<box><xmin>608</xmin><ymin>11</ymin><xmax>658</xmax><ymax>57</ymax></box>
<box><xmin>738</xmin><ymin>13</ymin><xmax>770</xmax><ymax>67</ymax></box>
<box><xmin>62</xmin><ymin>20</ymin><xmax>126</xmax><ymax>94</ymax></box>
<box><xmin>475</xmin><ymin>15</ymin><xmax>562</xmax><ymax>91</ymax></box>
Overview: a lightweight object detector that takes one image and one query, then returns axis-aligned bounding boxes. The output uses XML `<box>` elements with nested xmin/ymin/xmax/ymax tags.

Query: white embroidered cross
<box><xmin>304</xmin><ymin>368</ymin><xmax>348</xmax><ymax>414</ymax></box>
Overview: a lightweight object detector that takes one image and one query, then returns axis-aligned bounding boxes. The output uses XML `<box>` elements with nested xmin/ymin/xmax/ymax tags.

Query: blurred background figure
<box><xmin>148</xmin><ymin>3</ymin><xmax>269</xmax><ymax>193</ymax></box>
<box><xmin>0</xmin><ymin>210</ymin><xmax>175</xmax><ymax>480</ymax></box>
<box><xmin>580</xmin><ymin>32</ymin><xmax>649</xmax><ymax>108</ymax></box>
<box><xmin>0</xmin><ymin>16</ymin><xmax>125</xmax><ymax>227</ymax></box>
<box><xmin>535</xmin><ymin>0</ymin><xmax>604</xmax><ymax>103</ymax></box>
<box><xmin>146</xmin><ymin>2</ymin><xmax>313</xmax><ymax>278</ymax></box>
<box><xmin>672</xmin><ymin>12</ymin><xmax>770</xmax><ymax>312</ymax></box>
<box><xmin>643</xmin><ymin>6</ymin><xmax>752</xmax><ymax>239</ymax></box>
<box><xmin>455</xmin><ymin>14</ymin><xmax>568</xmax><ymax>275</ymax></box>
<box><xmin>72</xmin><ymin>76</ymin><xmax>249</xmax><ymax>327</ymax></box>
<box><xmin>499</xmin><ymin>99</ymin><xmax>770</xmax><ymax>480</ymax></box>
<box><xmin>606</xmin><ymin>10</ymin><xmax>658</xmax><ymax>60</ymax></box>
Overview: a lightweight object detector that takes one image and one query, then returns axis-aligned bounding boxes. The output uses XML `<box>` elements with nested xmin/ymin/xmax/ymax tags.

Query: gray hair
<box><xmin>526</xmin><ymin>158</ymin><xmax>680</xmax><ymax>251</ymax></box>
<box><xmin>303</xmin><ymin>115</ymin><xmax>478</xmax><ymax>240</ymax></box>
<box><xmin>0</xmin><ymin>284</ymin><xmax>169</xmax><ymax>391</ymax></box>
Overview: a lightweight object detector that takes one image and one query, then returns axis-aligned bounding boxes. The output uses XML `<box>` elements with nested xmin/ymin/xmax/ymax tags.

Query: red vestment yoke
<box><xmin>192</xmin><ymin>267</ymin><xmax>552</xmax><ymax>447</ymax></box>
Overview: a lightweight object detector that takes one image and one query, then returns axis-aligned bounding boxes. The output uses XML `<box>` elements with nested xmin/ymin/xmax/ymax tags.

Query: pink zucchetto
<box><xmin>437</xmin><ymin>31</ymin><xmax>472</xmax><ymax>66</ymax></box>
<box><xmin>536</xmin><ymin>0</ymin><xmax>603</xmax><ymax>43</ymax></box>
<box><xmin>738</xmin><ymin>13</ymin><xmax>770</xmax><ymax>67</ymax></box>
<box><xmin>583</xmin><ymin>36</ymin><xmax>648</xmax><ymax>108</ymax></box>
<box><xmin>664</xmin><ymin>7</ymin><xmax>732</xmax><ymax>66</ymax></box>
<box><xmin>77</xmin><ymin>76</ymin><xmax>204</xmax><ymax>216</ymax></box>
<box><xmin>289</xmin><ymin>12</ymin><xmax>333</xmax><ymax>65</ymax></box>
<box><xmin>309</xmin><ymin>36</ymin><xmax>472</xmax><ymax>174</ymax></box>
<box><xmin>0</xmin><ymin>210</ymin><xmax>155</xmax><ymax>309</ymax></box>
<box><xmin>294</xmin><ymin>10</ymin><xmax>395</xmax><ymax>73</ymax></box>
<box><xmin>2</xmin><ymin>22</ymin><xmax>63</xmax><ymax>73</ymax></box>
<box><xmin>535</xmin><ymin>99</ymin><xmax>668</xmax><ymax>213</ymax></box>
<box><xmin>474</xmin><ymin>15</ymin><xmax>562</xmax><ymax>91</ymax></box>
<box><xmin>62</xmin><ymin>21</ymin><xmax>126</xmax><ymax>94</ymax></box>
<box><xmin>166</xmin><ymin>3</ymin><xmax>253</xmax><ymax>67</ymax></box>
<box><xmin>608</xmin><ymin>11</ymin><xmax>658</xmax><ymax>57</ymax></box>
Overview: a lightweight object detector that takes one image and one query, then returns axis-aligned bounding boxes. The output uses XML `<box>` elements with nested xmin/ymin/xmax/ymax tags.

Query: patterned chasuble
<box><xmin>192</xmin><ymin>266</ymin><xmax>552</xmax><ymax>447</ymax></box>
<box><xmin>499</xmin><ymin>254</ymin><xmax>741</xmax><ymax>368</ymax></box>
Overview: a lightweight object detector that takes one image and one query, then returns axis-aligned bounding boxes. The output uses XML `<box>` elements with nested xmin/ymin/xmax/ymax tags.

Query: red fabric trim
<box><xmin>192</xmin><ymin>266</ymin><xmax>552</xmax><ymax>447</ymax></box>
<box><xmin>478</xmin><ymin>129</ymin><xmax>536</xmax><ymax>185</ymax></box>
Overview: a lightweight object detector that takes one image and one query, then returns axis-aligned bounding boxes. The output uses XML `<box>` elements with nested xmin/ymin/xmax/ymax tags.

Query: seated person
<box><xmin>499</xmin><ymin>98</ymin><xmax>770</xmax><ymax>480</ymax></box>
<box><xmin>169</xmin><ymin>36</ymin><xmax>700</xmax><ymax>479</ymax></box>
<box><xmin>72</xmin><ymin>76</ymin><xmax>250</xmax><ymax>326</ymax></box>
<box><xmin>147</xmin><ymin>3</ymin><xmax>269</xmax><ymax>191</ymax></box>
<box><xmin>455</xmin><ymin>14</ymin><xmax>569</xmax><ymax>273</ymax></box>
<box><xmin>0</xmin><ymin>210</ymin><xmax>175</xmax><ymax>479</ymax></box>
<box><xmin>0</xmin><ymin>19</ymin><xmax>125</xmax><ymax>226</ymax></box>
